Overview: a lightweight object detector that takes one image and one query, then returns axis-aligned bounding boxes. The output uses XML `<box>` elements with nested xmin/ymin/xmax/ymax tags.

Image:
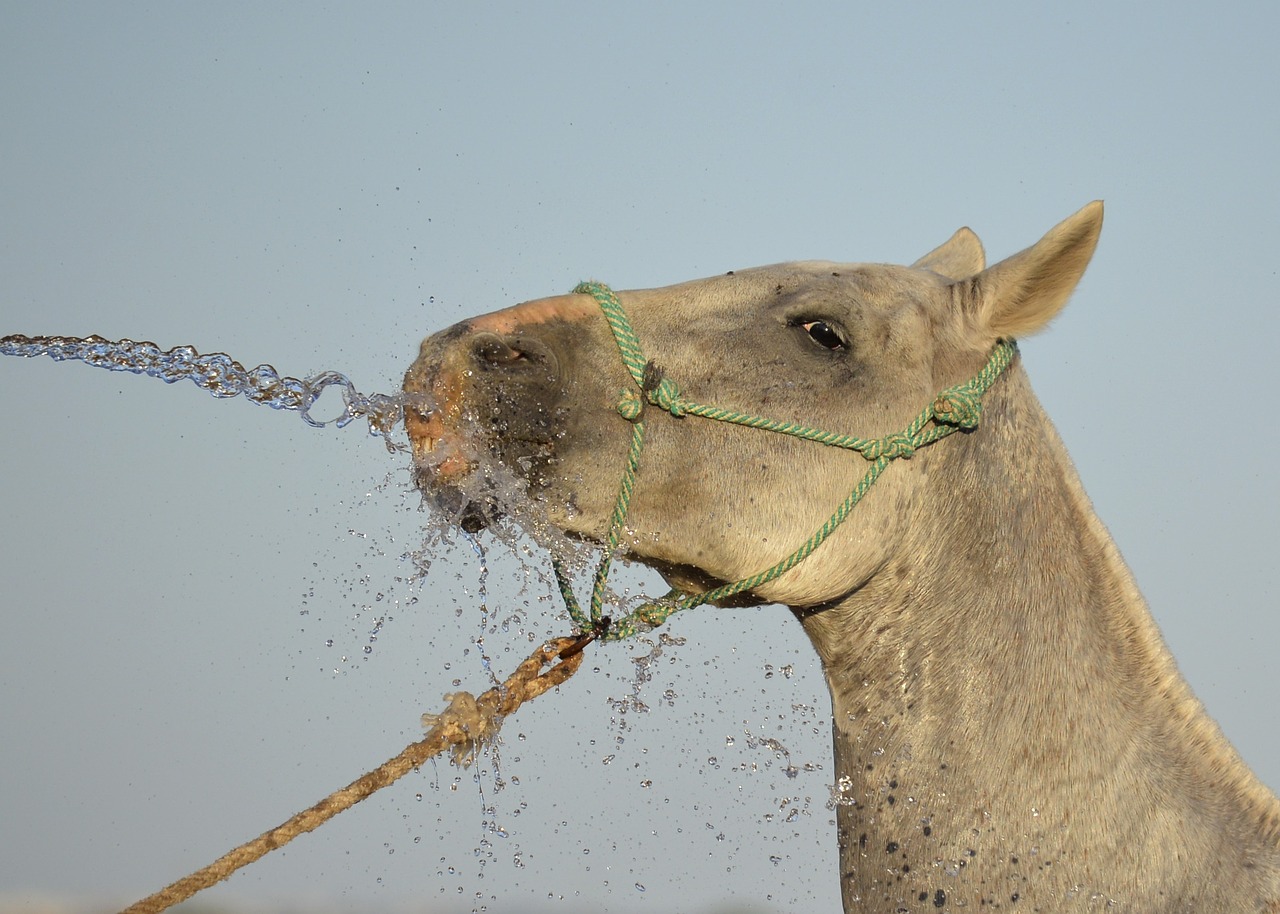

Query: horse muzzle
<box><xmin>402</xmin><ymin>294</ymin><xmax>596</xmax><ymax>525</ymax></box>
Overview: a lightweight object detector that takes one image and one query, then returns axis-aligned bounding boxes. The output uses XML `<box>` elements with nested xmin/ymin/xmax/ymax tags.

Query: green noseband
<box><xmin>554</xmin><ymin>280</ymin><xmax>1018</xmax><ymax>643</ymax></box>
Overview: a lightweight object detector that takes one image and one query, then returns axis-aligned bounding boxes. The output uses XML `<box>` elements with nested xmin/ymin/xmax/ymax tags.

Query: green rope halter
<box><xmin>555</xmin><ymin>280</ymin><xmax>1017</xmax><ymax>643</ymax></box>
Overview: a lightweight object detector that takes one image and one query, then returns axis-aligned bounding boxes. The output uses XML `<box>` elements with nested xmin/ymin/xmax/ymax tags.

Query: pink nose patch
<box><xmin>465</xmin><ymin>292</ymin><xmax>599</xmax><ymax>335</ymax></box>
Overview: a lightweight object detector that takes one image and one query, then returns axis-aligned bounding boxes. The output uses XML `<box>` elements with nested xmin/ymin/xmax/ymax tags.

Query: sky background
<box><xmin>2</xmin><ymin>3</ymin><xmax>1279</xmax><ymax>913</ymax></box>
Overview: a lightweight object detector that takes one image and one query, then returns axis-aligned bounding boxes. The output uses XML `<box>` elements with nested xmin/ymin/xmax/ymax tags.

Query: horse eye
<box><xmin>799</xmin><ymin>320</ymin><xmax>847</xmax><ymax>352</ymax></box>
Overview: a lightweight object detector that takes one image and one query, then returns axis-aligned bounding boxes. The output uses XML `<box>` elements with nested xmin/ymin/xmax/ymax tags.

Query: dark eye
<box><xmin>798</xmin><ymin>320</ymin><xmax>847</xmax><ymax>352</ymax></box>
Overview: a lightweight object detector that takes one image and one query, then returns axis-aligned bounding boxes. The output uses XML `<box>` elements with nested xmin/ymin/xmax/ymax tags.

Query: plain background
<box><xmin>2</xmin><ymin>3</ymin><xmax>1278</xmax><ymax>913</ymax></box>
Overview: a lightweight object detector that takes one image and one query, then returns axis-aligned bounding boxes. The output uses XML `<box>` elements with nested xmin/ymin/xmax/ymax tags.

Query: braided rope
<box><xmin>119</xmin><ymin>637</ymin><xmax>586</xmax><ymax>914</ymax></box>
<box><xmin>558</xmin><ymin>281</ymin><xmax>1017</xmax><ymax>641</ymax></box>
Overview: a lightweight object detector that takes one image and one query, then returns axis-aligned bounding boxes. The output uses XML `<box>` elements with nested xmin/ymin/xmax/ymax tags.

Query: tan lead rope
<box><xmin>120</xmin><ymin>635</ymin><xmax>588</xmax><ymax>914</ymax></box>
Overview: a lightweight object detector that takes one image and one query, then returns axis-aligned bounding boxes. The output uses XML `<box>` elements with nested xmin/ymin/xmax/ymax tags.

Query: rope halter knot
<box><xmin>560</xmin><ymin>280</ymin><xmax>1018</xmax><ymax>641</ymax></box>
<box><xmin>616</xmin><ymin>362</ymin><xmax>685</xmax><ymax>421</ymax></box>
<box><xmin>646</xmin><ymin>374</ymin><xmax>685</xmax><ymax>416</ymax></box>
<box><xmin>858</xmin><ymin>433</ymin><xmax>917</xmax><ymax>460</ymax></box>
<box><xmin>932</xmin><ymin>386</ymin><xmax>984</xmax><ymax>429</ymax></box>
<box><xmin>616</xmin><ymin>389</ymin><xmax>645</xmax><ymax>421</ymax></box>
<box><xmin>614</xmin><ymin>360</ymin><xmax>686</xmax><ymax>422</ymax></box>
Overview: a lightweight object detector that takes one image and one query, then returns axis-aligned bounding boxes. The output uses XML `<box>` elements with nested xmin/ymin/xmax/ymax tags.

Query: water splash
<box><xmin>607</xmin><ymin>631</ymin><xmax>687</xmax><ymax>741</ymax></box>
<box><xmin>463</xmin><ymin>530</ymin><xmax>499</xmax><ymax>686</ymax></box>
<box><xmin>0</xmin><ymin>333</ymin><xmax>414</xmax><ymax>448</ymax></box>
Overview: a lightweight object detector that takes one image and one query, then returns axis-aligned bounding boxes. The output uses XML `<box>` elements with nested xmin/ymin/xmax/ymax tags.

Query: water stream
<box><xmin>0</xmin><ymin>333</ymin><xmax>415</xmax><ymax>447</ymax></box>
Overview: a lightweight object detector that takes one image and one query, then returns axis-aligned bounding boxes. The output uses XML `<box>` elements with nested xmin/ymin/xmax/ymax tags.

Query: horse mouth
<box><xmin>402</xmin><ymin>348</ymin><xmax>481</xmax><ymax>490</ymax></box>
<box><xmin>404</xmin><ymin>403</ymin><xmax>472</xmax><ymax>481</ymax></box>
<box><xmin>401</xmin><ymin>402</ymin><xmax>490</xmax><ymax>532</ymax></box>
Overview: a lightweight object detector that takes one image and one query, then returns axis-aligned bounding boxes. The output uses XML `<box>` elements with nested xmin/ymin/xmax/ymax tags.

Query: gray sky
<box><xmin>2</xmin><ymin>3</ymin><xmax>1278</xmax><ymax>913</ymax></box>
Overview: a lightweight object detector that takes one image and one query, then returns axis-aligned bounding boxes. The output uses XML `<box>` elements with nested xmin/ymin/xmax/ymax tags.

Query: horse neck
<box><xmin>796</xmin><ymin>362</ymin><xmax>1280</xmax><ymax>911</ymax></box>
<box><xmin>802</xmin><ymin>362</ymin><xmax>1178</xmax><ymax>747</ymax></box>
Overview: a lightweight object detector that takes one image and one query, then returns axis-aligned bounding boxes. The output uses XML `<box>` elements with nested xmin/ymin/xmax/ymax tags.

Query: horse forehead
<box><xmin>737</xmin><ymin>260</ymin><xmax>938</xmax><ymax>293</ymax></box>
<box><xmin>663</xmin><ymin>261</ymin><xmax>943</xmax><ymax>319</ymax></box>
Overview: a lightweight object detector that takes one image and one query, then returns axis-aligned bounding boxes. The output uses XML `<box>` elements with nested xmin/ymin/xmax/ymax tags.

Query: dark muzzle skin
<box><xmin>402</xmin><ymin>293</ymin><xmax>613</xmax><ymax>530</ymax></box>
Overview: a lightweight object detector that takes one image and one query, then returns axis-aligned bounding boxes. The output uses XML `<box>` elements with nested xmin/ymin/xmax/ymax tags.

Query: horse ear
<box><xmin>912</xmin><ymin>227</ymin><xmax>986</xmax><ymax>278</ymax></box>
<box><xmin>955</xmin><ymin>201</ymin><xmax>1103</xmax><ymax>340</ymax></box>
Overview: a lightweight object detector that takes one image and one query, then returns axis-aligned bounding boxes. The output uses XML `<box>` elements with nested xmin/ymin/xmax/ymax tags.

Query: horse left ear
<box><xmin>956</xmin><ymin>201</ymin><xmax>1103</xmax><ymax>341</ymax></box>
<box><xmin>912</xmin><ymin>226</ymin><xmax>986</xmax><ymax>279</ymax></box>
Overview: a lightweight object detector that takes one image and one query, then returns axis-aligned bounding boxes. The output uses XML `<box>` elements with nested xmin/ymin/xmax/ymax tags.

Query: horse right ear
<box><xmin>954</xmin><ymin>201</ymin><xmax>1103</xmax><ymax>342</ymax></box>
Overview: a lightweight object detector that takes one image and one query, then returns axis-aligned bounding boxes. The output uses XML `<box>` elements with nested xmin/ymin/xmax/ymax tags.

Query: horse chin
<box><xmin>405</xmin><ymin>414</ymin><xmax>500</xmax><ymax>533</ymax></box>
<box><xmin>411</xmin><ymin>437</ymin><xmax>562</xmax><ymax>543</ymax></box>
<box><xmin>408</xmin><ymin>468</ymin><xmax>494</xmax><ymax>533</ymax></box>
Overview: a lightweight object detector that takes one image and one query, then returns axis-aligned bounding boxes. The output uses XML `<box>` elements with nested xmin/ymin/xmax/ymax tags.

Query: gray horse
<box><xmin>404</xmin><ymin>203</ymin><xmax>1280</xmax><ymax>912</ymax></box>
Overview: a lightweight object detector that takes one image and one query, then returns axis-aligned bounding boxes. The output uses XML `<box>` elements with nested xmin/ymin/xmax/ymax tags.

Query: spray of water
<box><xmin>0</xmin><ymin>333</ymin><xmax>417</xmax><ymax>448</ymax></box>
<box><xmin>3</xmin><ymin>328</ymin><xmax>836</xmax><ymax>910</ymax></box>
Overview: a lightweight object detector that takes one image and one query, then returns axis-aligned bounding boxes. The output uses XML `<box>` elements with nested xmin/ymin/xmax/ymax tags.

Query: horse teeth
<box><xmin>403</xmin><ymin>404</ymin><xmax>444</xmax><ymax>461</ymax></box>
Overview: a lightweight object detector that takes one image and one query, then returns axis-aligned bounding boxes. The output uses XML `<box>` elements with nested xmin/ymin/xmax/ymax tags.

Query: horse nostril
<box><xmin>472</xmin><ymin>332</ymin><xmax>525</xmax><ymax>366</ymax></box>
